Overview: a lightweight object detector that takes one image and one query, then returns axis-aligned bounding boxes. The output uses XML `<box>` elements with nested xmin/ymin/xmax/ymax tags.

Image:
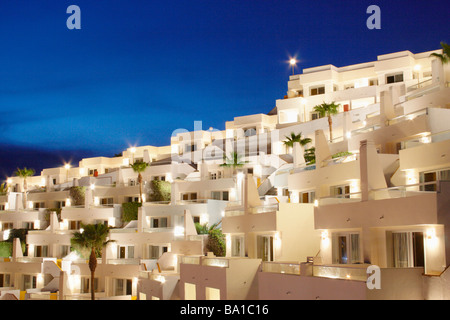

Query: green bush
<box><xmin>332</xmin><ymin>151</ymin><xmax>353</xmax><ymax>158</ymax></box>
<box><xmin>0</xmin><ymin>242</ymin><xmax>12</xmax><ymax>257</ymax></box>
<box><xmin>122</xmin><ymin>202</ymin><xmax>142</xmax><ymax>223</ymax></box>
<box><xmin>148</xmin><ymin>180</ymin><xmax>171</xmax><ymax>202</ymax></box>
<box><xmin>69</xmin><ymin>186</ymin><xmax>86</xmax><ymax>206</ymax></box>
<box><xmin>207</xmin><ymin>228</ymin><xmax>226</xmax><ymax>257</ymax></box>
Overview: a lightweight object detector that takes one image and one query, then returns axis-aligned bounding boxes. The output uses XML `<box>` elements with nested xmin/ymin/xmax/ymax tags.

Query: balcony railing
<box><xmin>318</xmin><ymin>181</ymin><xmax>438</xmax><ymax>206</ymax></box>
<box><xmin>312</xmin><ymin>264</ymin><xmax>369</xmax><ymax>281</ymax></box>
<box><xmin>261</xmin><ymin>261</ymin><xmax>301</xmax><ymax>275</ymax></box>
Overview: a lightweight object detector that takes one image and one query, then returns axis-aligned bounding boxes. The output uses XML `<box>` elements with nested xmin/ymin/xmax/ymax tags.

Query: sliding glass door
<box><xmin>392</xmin><ymin>232</ymin><xmax>424</xmax><ymax>268</ymax></box>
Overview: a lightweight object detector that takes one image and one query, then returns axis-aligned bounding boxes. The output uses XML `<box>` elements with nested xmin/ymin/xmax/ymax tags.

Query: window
<box><xmin>211</xmin><ymin>191</ymin><xmax>229</xmax><ymax>201</ymax></box>
<box><xmin>34</xmin><ymin>245</ymin><xmax>49</xmax><ymax>257</ymax></box>
<box><xmin>101</xmin><ymin>198</ymin><xmax>113</xmax><ymax>205</ymax></box>
<box><xmin>369</xmin><ymin>79</ymin><xmax>378</xmax><ymax>86</ymax></box>
<box><xmin>299</xmin><ymin>190</ymin><xmax>316</xmax><ymax>203</ymax></box>
<box><xmin>23</xmin><ymin>221</ymin><xmax>35</xmax><ymax>229</ymax></box>
<box><xmin>332</xmin><ymin>233</ymin><xmax>361</xmax><ymax>264</ymax></box>
<box><xmin>33</xmin><ymin>202</ymin><xmax>45</xmax><ymax>209</ymax></box>
<box><xmin>0</xmin><ymin>273</ymin><xmax>11</xmax><ymax>287</ymax></box>
<box><xmin>390</xmin><ymin>232</ymin><xmax>424</xmax><ymax>268</ymax></box>
<box><xmin>420</xmin><ymin>168</ymin><xmax>450</xmax><ymax>191</ymax></box>
<box><xmin>231</xmin><ymin>235</ymin><xmax>244</xmax><ymax>257</ymax></box>
<box><xmin>60</xmin><ymin>245</ymin><xmax>70</xmax><ymax>258</ymax></box>
<box><xmin>148</xmin><ymin>245</ymin><xmax>160</xmax><ymax>259</ymax></box>
<box><xmin>151</xmin><ymin>217</ymin><xmax>168</xmax><ymax>228</ymax></box>
<box><xmin>386</xmin><ymin>73</ymin><xmax>403</xmax><ymax>84</ymax></box>
<box><xmin>22</xmin><ymin>275</ymin><xmax>37</xmax><ymax>291</ymax></box>
<box><xmin>69</xmin><ymin>220</ymin><xmax>81</xmax><ymax>230</ymax></box>
<box><xmin>56</xmin><ymin>201</ymin><xmax>65</xmax><ymax>209</ymax></box>
<box><xmin>185</xmin><ymin>144</ymin><xmax>197</xmax><ymax>152</ymax></box>
<box><xmin>80</xmin><ymin>277</ymin><xmax>98</xmax><ymax>293</ymax></box>
<box><xmin>310</xmin><ymin>86</ymin><xmax>325</xmax><ymax>96</ymax></box>
<box><xmin>311</xmin><ymin>112</ymin><xmax>321</xmax><ymax>121</ymax></box>
<box><xmin>181</xmin><ymin>193</ymin><xmax>197</xmax><ymax>201</ymax></box>
<box><xmin>257</xmin><ymin>235</ymin><xmax>274</xmax><ymax>262</ymax></box>
<box><xmin>2</xmin><ymin>222</ymin><xmax>13</xmax><ymax>230</ymax></box>
<box><xmin>117</xmin><ymin>245</ymin><xmax>135</xmax><ymax>259</ymax></box>
<box><xmin>114</xmin><ymin>278</ymin><xmax>132</xmax><ymax>296</ymax></box>
<box><xmin>244</xmin><ymin>127</ymin><xmax>257</xmax><ymax>137</ymax></box>
<box><xmin>126</xmin><ymin>196</ymin><xmax>139</xmax><ymax>203</ymax></box>
<box><xmin>330</xmin><ymin>184</ymin><xmax>350</xmax><ymax>198</ymax></box>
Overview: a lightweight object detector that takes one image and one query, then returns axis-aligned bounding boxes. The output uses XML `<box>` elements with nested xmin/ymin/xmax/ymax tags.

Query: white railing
<box><xmin>312</xmin><ymin>264</ymin><xmax>369</xmax><ymax>281</ymax></box>
<box><xmin>261</xmin><ymin>261</ymin><xmax>301</xmax><ymax>275</ymax></box>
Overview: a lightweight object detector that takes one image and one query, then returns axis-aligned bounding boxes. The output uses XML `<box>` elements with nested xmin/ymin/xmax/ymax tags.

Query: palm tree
<box><xmin>14</xmin><ymin>167</ymin><xmax>35</xmax><ymax>208</ymax></box>
<box><xmin>313</xmin><ymin>102</ymin><xmax>340</xmax><ymax>141</ymax></box>
<box><xmin>430</xmin><ymin>42</ymin><xmax>450</xmax><ymax>64</ymax></box>
<box><xmin>70</xmin><ymin>223</ymin><xmax>114</xmax><ymax>300</ymax></box>
<box><xmin>283</xmin><ymin>132</ymin><xmax>312</xmax><ymax>152</ymax></box>
<box><xmin>131</xmin><ymin>162</ymin><xmax>149</xmax><ymax>203</ymax></box>
<box><xmin>220</xmin><ymin>151</ymin><xmax>247</xmax><ymax>175</ymax></box>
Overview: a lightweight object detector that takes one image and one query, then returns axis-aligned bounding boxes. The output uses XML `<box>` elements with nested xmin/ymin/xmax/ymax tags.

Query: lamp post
<box><xmin>130</xmin><ymin>147</ymin><xmax>136</xmax><ymax>165</ymax></box>
<box><xmin>64</xmin><ymin>163</ymin><xmax>71</xmax><ymax>183</ymax></box>
<box><xmin>414</xmin><ymin>64</ymin><xmax>421</xmax><ymax>86</ymax></box>
<box><xmin>289</xmin><ymin>58</ymin><xmax>297</xmax><ymax>75</ymax></box>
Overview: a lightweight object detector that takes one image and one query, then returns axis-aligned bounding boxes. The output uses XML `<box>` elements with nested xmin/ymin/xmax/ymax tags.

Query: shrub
<box><xmin>69</xmin><ymin>186</ymin><xmax>86</xmax><ymax>206</ymax></box>
<box><xmin>148</xmin><ymin>180</ymin><xmax>171</xmax><ymax>202</ymax></box>
<box><xmin>122</xmin><ymin>202</ymin><xmax>142</xmax><ymax>223</ymax></box>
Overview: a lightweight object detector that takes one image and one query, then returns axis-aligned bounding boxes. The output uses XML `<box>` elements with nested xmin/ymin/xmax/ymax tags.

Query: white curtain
<box><xmin>393</xmin><ymin>233</ymin><xmax>410</xmax><ymax>268</ymax></box>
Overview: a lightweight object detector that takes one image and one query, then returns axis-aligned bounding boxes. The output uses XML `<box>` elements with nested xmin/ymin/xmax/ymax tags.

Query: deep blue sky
<box><xmin>0</xmin><ymin>0</ymin><xmax>448</xmax><ymax>177</ymax></box>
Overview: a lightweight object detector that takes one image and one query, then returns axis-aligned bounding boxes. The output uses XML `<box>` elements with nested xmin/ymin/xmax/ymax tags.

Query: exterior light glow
<box><xmin>174</xmin><ymin>226</ymin><xmax>184</xmax><ymax>237</ymax></box>
<box><xmin>64</xmin><ymin>164</ymin><xmax>71</xmax><ymax>170</ymax></box>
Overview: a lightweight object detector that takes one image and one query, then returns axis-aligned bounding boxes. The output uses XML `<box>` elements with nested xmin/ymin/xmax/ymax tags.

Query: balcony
<box><xmin>315</xmin><ymin>182</ymin><xmax>442</xmax><ymax>230</ymax></box>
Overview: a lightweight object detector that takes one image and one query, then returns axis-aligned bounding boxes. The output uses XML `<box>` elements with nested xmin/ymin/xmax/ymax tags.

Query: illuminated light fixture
<box><xmin>80</xmin><ymin>228</ymin><xmax>84</xmax><ymax>234</ymax></box>
<box><xmin>362</xmin><ymin>120</ymin><xmax>367</xmax><ymax>127</ymax></box>
<box><xmin>90</xmin><ymin>183</ymin><xmax>95</xmax><ymax>191</ymax></box>
<box><xmin>413</xmin><ymin>64</ymin><xmax>421</xmax><ymax>72</ymax></box>
<box><xmin>174</xmin><ymin>226</ymin><xmax>184</xmax><ymax>237</ymax></box>
<box><xmin>289</xmin><ymin>58</ymin><xmax>297</xmax><ymax>75</ymax></box>
<box><xmin>64</xmin><ymin>163</ymin><xmax>71</xmax><ymax>170</ymax></box>
<box><xmin>6</xmin><ymin>178</ymin><xmax>12</xmax><ymax>184</ymax></box>
<box><xmin>130</xmin><ymin>147</ymin><xmax>136</xmax><ymax>154</ymax></box>
<box><xmin>314</xmin><ymin>199</ymin><xmax>319</xmax><ymax>207</ymax></box>
<box><xmin>426</xmin><ymin>228</ymin><xmax>436</xmax><ymax>240</ymax></box>
<box><xmin>346</xmin><ymin>131</ymin><xmax>352</xmax><ymax>139</ymax></box>
<box><xmin>321</xmin><ymin>230</ymin><xmax>328</xmax><ymax>241</ymax></box>
<box><xmin>421</xmin><ymin>136</ymin><xmax>431</xmax><ymax>144</ymax></box>
<box><xmin>3</xmin><ymin>229</ymin><xmax>10</xmax><ymax>241</ymax></box>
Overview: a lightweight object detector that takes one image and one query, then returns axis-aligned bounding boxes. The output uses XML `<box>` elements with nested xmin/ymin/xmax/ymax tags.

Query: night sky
<box><xmin>0</xmin><ymin>0</ymin><xmax>448</xmax><ymax>178</ymax></box>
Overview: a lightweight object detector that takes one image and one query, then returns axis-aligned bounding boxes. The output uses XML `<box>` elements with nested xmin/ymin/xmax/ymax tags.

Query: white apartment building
<box><xmin>0</xmin><ymin>47</ymin><xmax>449</xmax><ymax>300</ymax></box>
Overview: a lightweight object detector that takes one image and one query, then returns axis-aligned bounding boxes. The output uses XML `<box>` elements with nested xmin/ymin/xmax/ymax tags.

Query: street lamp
<box><xmin>289</xmin><ymin>58</ymin><xmax>297</xmax><ymax>75</ymax></box>
<box><xmin>130</xmin><ymin>147</ymin><xmax>136</xmax><ymax>165</ymax></box>
<box><xmin>64</xmin><ymin>163</ymin><xmax>71</xmax><ymax>182</ymax></box>
<box><xmin>414</xmin><ymin>64</ymin><xmax>421</xmax><ymax>86</ymax></box>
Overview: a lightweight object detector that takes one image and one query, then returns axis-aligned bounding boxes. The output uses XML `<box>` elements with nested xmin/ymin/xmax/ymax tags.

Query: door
<box><xmin>257</xmin><ymin>235</ymin><xmax>274</xmax><ymax>261</ymax></box>
<box><xmin>392</xmin><ymin>232</ymin><xmax>424</xmax><ymax>267</ymax></box>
